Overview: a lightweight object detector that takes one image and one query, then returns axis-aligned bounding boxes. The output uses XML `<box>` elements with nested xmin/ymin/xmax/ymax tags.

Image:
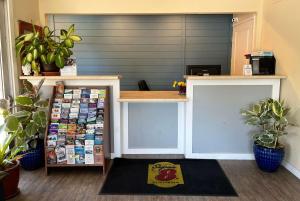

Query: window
<box><xmin>0</xmin><ymin>0</ymin><xmax>5</xmax><ymax>98</ymax></box>
<box><xmin>0</xmin><ymin>0</ymin><xmax>11</xmax><ymax>99</ymax></box>
<box><xmin>0</xmin><ymin>0</ymin><xmax>9</xmax><ymax>128</ymax></box>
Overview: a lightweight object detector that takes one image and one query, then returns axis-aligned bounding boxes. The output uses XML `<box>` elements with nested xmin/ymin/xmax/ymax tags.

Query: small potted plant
<box><xmin>0</xmin><ymin>100</ymin><xmax>28</xmax><ymax>199</ymax></box>
<box><xmin>15</xmin><ymin>24</ymin><xmax>82</xmax><ymax>76</ymax></box>
<box><xmin>241</xmin><ymin>98</ymin><xmax>290</xmax><ymax>172</ymax></box>
<box><xmin>172</xmin><ymin>81</ymin><xmax>186</xmax><ymax>95</ymax></box>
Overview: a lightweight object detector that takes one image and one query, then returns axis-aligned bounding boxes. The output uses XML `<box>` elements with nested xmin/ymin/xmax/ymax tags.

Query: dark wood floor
<box><xmin>11</xmin><ymin>160</ymin><xmax>300</xmax><ymax>201</ymax></box>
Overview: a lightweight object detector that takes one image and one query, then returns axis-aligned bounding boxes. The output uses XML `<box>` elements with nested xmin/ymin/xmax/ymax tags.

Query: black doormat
<box><xmin>100</xmin><ymin>158</ymin><xmax>237</xmax><ymax>196</ymax></box>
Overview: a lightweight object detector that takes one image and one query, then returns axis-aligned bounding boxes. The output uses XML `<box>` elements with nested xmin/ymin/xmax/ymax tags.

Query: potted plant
<box><xmin>0</xmin><ymin>79</ymin><xmax>48</xmax><ymax>171</ymax></box>
<box><xmin>241</xmin><ymin>98</ymin><xmax>290</xmax><ymax>172</ymax></box>
<box><xmin>0</xmin><ymin>101</ymin><xmax>28</xmax><ymax>199</ymax></box>
<box><xmin>15</xmin><ymin>24</ymin><xmax>82</xmax><ymax>76</ymax></box>
<box><xmin>15</xmin><ymin>79</ymin><xmax>48</xmax><ymax>170</ymax></box>
<box><xmin>172</xmin><ymin>81</ymin><xmax>186</xmax><ymax>95</ymax></box>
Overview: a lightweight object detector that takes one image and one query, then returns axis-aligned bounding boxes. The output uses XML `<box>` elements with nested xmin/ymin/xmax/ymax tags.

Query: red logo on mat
<box><xmin>155</xmin><ymin>169</ymin><xmax>177</xmax><ymax>181</ymax></box>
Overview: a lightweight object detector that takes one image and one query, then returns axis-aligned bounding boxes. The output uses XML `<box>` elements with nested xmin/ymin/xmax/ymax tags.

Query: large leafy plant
<box><xmin>15</xmin><ymin>24</ymin><xmax>82</xmax><ymax>75</ymax></box>
<box><xmin>241</xmin><ymin>98</ymin><xmax>290</xmax><ymax>149</ymax></box>
<box><xmin>15</xmin><ymin>25</ymin><xmax>42</xmax><ymax>75</ymax></box>
<box><xmin>0</xmin><ymin>79</ymin><xmax>48</xmax><ymax>151</ymax></box>
<box><xmin>0</xmin><ymin>114</ymin><xmax>25</xmax><ymax>171</ymax></box>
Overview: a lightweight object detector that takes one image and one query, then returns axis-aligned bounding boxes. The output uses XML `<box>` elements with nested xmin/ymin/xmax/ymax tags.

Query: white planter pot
<box><xmin>60</xmin><ymin>64</ymin><xmax>77</xmax><ymax>76</ymax></box>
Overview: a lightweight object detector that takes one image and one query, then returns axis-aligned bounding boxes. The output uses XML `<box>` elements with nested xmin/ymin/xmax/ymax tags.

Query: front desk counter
<box><xmin>118</xmin><ymin>75</ymin><xmax>286</xmax><ymax>159</ymax></box>
<box><xmin>118</xmin><ymin>91</ymin><xmax>187</xmax><ymax>155</ymax></box>
<box><xmin>21</xmin><ymin>75</ymin><xmax>286</xmax><ymax>160</ymax></box>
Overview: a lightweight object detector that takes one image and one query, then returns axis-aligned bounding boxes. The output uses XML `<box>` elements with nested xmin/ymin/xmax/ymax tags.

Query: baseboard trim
<box><xmin>185</xmin><ymin>153</ymin><xmax>255</xmax><ymax>160</ymax></box>
<box><xmin>282</xmin><ymin>161</ymin><xmax>300</xmax><ymax>180</ymax></box>
<box><xmin>110</xmin><ymin>153</ymin><xmax>118</xmax><ymax>159</ymax></box>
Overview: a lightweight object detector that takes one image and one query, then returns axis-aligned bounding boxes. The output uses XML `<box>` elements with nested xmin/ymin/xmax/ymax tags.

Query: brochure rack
<box><xmin>44</xmin><ymin>85</ymin><xmax>111</xmax><ymax>175</ymax></box>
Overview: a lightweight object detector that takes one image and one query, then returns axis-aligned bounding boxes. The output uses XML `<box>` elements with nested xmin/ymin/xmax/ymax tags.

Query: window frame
<box><xmin>0</xmin><ymin>0</ymin><xmax>19</xmax><ymax>99</ymax></box>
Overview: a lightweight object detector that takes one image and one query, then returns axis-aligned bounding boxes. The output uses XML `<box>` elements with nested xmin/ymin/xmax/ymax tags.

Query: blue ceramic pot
<box><xmin>253</xmin><ymin>143</ymin><xmax>284</xmax><ymax>172</ymax></box>
<box><xmin>19</xmin><ymin>140</ymin><xmax>44</xmax><ymax>170</ymax></box>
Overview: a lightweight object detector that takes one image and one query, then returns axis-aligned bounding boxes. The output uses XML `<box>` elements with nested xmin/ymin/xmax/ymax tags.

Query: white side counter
<box><xmin>185</xmin><ymin>75</ymin><xmax>286</xmax><ymax>159</ymax></box>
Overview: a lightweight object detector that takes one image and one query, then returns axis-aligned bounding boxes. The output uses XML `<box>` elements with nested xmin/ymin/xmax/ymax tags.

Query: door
<box><xmin>231</xmin><ymin>14</ymin><xmax>256</xmax><ymax>75</ymax></box>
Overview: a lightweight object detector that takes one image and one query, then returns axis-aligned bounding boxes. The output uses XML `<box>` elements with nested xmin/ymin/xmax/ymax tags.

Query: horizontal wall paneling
<box><xmin>49</xmin><ymin>14</ymin><xmax>232</xmax><ymax>90</ymax></box>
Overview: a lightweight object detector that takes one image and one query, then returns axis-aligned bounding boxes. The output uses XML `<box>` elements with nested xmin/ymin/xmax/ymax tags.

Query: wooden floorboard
<box><xmin>10</xmin><ymin>160</ymin><xmax>300</xmax><ymax>201</ymax></box>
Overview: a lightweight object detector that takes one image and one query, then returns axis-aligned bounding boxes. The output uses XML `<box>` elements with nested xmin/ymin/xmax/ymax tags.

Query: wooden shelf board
<box><xmin>184</xmin><ymin>75</ymin><xmax>287</xmax><ymax>80</ymax></box>
<box><xmin>119</xmin><ymin>91</ymin><xmax>187</xmax><ymax>102</ymax></box>
<box><xmin>19</xmin><ymin>75</ymin><xmax>121</xmax><ymax>80</ymax></box>
<box><xmin>47</xmin><ymin>164</ymin><xmax>103</xmax><ymax>167</ymax></box>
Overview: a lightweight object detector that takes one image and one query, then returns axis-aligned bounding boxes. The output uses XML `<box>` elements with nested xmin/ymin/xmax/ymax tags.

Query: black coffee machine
<box><xmin>245</xmin><ymin>52</ymin><xmax>276</xmax><ymax>75</ymax></box>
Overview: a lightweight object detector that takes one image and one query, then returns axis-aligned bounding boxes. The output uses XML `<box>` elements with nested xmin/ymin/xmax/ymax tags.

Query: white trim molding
<box><xmin>185</xmin><ymin>153</ymin><xmax>255</xmax><ymax>160</ymax></box>
<box><xmin>282</xmin><ymin>161</ymin><xmax>300</xmax><ymax>180</ymax></box>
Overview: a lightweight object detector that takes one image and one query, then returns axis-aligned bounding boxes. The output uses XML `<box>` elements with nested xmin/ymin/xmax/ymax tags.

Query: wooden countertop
<box><xmin>119</xmin><ymin>91</ymin><xmax>188</xmax><ymax>102</ymax></box>
<box><xmin>184</xmin><ymin>75</ymin><xmax>287</xmax><ymax>80</ymax></box>
<box><xmin>19</xmin><ymin>75</ymin><xmax>121</xmax><ymax>80</ymax></box>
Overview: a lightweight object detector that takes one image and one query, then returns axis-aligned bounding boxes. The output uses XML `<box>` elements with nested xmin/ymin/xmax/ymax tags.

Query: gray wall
<box><xmin>49</xmin><ymin>15</ymin><xmax>233</xmax><ymax>90</ymax></box>
<box><xmin>185</xmin><ymin>15</ymin><xmax>232</xmax><ymax>75</ymax></box>
<box><xmin>128</xmin><ymin>103</ymin><xmax>178</xmax><ymax>149</ymax></box>
<box><xmin>192</xmin><ymin>85</ymin><xmax>272</xmax><ymax>154</ymax></box>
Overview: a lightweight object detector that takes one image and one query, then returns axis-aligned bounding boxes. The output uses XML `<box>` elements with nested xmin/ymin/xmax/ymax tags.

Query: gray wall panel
<box><xmin>185</xmin><ymin>15</ymin><xmax>232</xmax><ymax>75</ymax></box>
<box><xmin>53</xmin><ymin>15</ymin><xmax>184</xmax><ymax>23</ymax></box>
<box><xmin>128</xmin><ymin>103</ymin><xmax>178</xmax><ymax>149</ymax></box>
<box><xmin>49</xmin><ymin>14</ymin><xmax>232</xmax><ymax>90</ymax></box>
<box><xmin>192</xmin><ymin>85</ymin><xmax>272</xmax><ymax>154</ymax></box>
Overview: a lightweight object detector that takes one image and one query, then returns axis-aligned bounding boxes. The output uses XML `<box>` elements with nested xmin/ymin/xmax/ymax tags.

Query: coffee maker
<box><xmin>245</xmin><ymin>52</ymin><xmax>276</xmax><ymax>75</ymax></box>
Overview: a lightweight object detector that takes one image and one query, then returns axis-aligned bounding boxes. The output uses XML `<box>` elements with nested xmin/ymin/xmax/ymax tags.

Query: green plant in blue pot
<box><xmin>0</xmin><ymin>79</ymin><xmax>48</xmax><ymax>171</ymax></box>
<box><xmin>241</xmin><ymin>98</ymin><xmax>290</xmax><ymax>172</ymax></box>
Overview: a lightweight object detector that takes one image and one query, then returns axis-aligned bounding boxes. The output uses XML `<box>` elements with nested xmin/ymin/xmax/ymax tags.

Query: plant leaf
<box><xmin>32</xmin><ymin>111</ymin><xmax>47</xmax><ymax>128</ymax></box>
<box><xmin>21</xmin><ymin>57</ymin><xmax>28</xmax><ymax>66</ymax></box>
<box><xmin>43</xmin><ymin>26</ymin><xmax>50</xmax><ymax>36</ymax></box>
<box><xmin>15</xmin><ymin>41</ymin><xmax>24</xmax><ymax>55</ymax></box>
<box><xmin>15</xmin><ymin>95</ymin><xmax>33</xmax><ymax>107</ymax></box>
<box><xmin>0</xmin><ymin>99</ymin><xmax>9</xmax><ymax>110</ymax></box>
<box><xmin>34</xmin><ymin>100</ymin><xmax>48</xmax><ymax>108</ymax></box>
<box><xmin>23</xmin><ymin>79</ymin><xmax>35</xmax><ymax>94</ymax></box>
<box><xmin>272</xmin><ymin>101</ymin><xmax>283</xmax><ymax>117</ymax></box>
<box><xmin>11</xmin><ymin>111</ymin><xmax>31</xmax><ymax>120</ymax></box>
<box><xmin>64</xmin><ymin>38</ymin><xmax>74</xmax><ymax>48</ymax></box>
<box><xmin>40</xmin><ymin>54</ymin><xmax>47</xmax><ymax>64</ymax></box>
<box><xmin>60</xmin><ymin>29</ymin><xmax>67</xmax><ymax>36</ymax></box>
<box><xmin>31</xmin><ymin>60</ymin><xmax>40</xmax><ymax>73</ymax></box>
<box><xmin>67</xmin><ymin>24</ymin><xmax>75</xmax><ymax>36</ymax></box>
<box><xmin>70</xmin><ymin>35</ymin><xmax>82</xmax><ymax>42</ymax></box>
<box><xmin>35</xmin><ymin>79</ymin><xmax>45</xmax><ymax>94</ymax></box>
<box><xmin>38</xmin><ymin>44</ymin><xmax>45</xmax><ymax>54</ymax></box>
<box><xmin>5</xmin><ymin>116</ymin><xmax>21</xmax><ymax>132</ymax></box>
<box><xmin>26</xmin><ymin>53</ymin><xmax>33</xmax><ymax>62</ymax></box>
<box><xmin>24</xmin><ymin>122</ymin><xmax>38</xmax><ymax>137</ymax></box>
<box><xmin>61</xmin><ymin>47</ymin><xmax>70</xmax><ymax>57</ymax></box>
<box><xmin>24</xmin><ymin>33</ymin><xmax>34</xmax><ymax>41</ymax></box>
<box><xmin>55</xmin><ymin>54</ymin><xmax>64</xmax><ymax>68</ymax></box>
<box><xmin>47</xmin><ymin>52</ymin><xmax>55</xmax><ymax>64</ymax></box>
